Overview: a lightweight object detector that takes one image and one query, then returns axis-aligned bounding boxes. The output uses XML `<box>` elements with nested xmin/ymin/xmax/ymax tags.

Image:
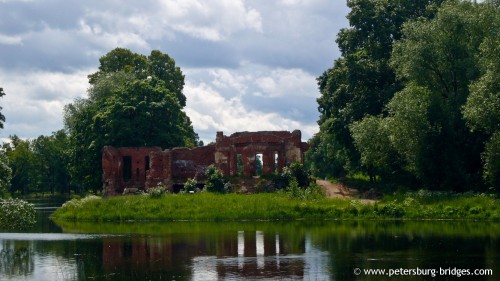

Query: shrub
<box><xmin>275</xmin><ymin>161</ymin><xmax>312</xmax><ymax>189</ymax></box>
<box><xmin>0</xmin><ymin>198</ymin><xmax>36</xmax><ymax>229</ymax></box>
<box><xmin>148</xmin><ymin>183</ymin><xmax>168</xmax><ymax>198</ymax></box>
<box><xmin>205</xmin><ymin>165</ymin><xmax>226</xmax><ymax>193</ymax></box>
<box><xmin>182</xmin><ymin>178</ymin><xmax>200</xmax><ymax>193</ymax></box>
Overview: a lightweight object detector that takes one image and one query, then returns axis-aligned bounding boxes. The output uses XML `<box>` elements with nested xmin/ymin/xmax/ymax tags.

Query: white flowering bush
<box><xmin>0</xmin><ymin>198</ymin><xmax>36</xmax><ymax>229</ymax></box>
<box><xmin>61</xmin><ymin>195</ymin><xmax>101</xmax><ymax>210</ymax></box>
<box><xmin>148</xmin><ymin>183</ymin><xmax>169</xmax><ymax>198</ymax></box>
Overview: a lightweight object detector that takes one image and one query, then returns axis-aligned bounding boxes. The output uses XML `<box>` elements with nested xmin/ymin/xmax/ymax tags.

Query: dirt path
<box><xmin>316</xmin><ymin>179</ymin><xmax>377</xmax><ymax>204</ymax></box>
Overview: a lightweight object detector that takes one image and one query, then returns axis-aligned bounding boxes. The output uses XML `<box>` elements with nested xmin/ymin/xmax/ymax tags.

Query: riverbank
<box><xmin>50</xmin><ymin>190</ymin><xmax>500</xmax><ymax>222</ymax></box>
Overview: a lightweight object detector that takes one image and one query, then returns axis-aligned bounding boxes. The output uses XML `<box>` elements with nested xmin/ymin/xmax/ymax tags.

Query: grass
<box><xmin>50</xmin><ymin>190</ymin><xmax>500</xmax><ymax>222</ymax></box>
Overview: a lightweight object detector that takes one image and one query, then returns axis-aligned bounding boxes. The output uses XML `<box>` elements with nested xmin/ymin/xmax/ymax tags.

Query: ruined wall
<box><xmin>102</xmin><ymin>146</ymin><xmax>162</xmax><ymax>196</ymax></box>
<box><xmin>215</xmin><ymin>130</ymin><xmax>306</xmax><ymax>177</ymax></box>
<box><xmin>103</xmin><ymin>130</ymin><xmax>308</xmax><ymax>195</ymax></box>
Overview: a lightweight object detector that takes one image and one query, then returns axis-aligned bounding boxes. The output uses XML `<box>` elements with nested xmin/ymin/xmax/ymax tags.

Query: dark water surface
<box><xmin>0</xmin><ymin>199</ymin><xmax>498</xmax><ymax>280</ymax></box>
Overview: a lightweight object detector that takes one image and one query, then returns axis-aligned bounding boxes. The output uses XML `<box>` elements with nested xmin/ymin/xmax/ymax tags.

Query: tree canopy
<box><xmin>308</xmin><ymin>0</ymin><xmax>499</xmax><ymax>191</ymax></box>
<box><xmin>308</xmin><ymin>0</ymin><xmax>444</xmax><ymax>178</ymax></box>
<box><xmin>64</xmin><ymin>48</ymin><xmax>198</xmax><ymax>192</ymax></box>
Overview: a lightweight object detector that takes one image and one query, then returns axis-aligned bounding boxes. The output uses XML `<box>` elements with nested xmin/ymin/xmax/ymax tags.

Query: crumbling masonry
<box><xmin>102</xmin><ymin>130</ymin><xmax>308</xmax><ymax>196</ymax></box>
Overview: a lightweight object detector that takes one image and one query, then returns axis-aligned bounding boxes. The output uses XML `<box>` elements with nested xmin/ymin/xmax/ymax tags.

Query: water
<box><xmin>0</xmin><ymin>199</ymin><xmax>499</xmax><ymax>280</ymax></box>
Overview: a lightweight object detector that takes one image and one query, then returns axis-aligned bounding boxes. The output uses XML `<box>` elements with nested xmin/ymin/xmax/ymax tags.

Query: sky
<box><xmin>0</xmin><ymin>0</ymin><xmax>349</xmax><ymax>144</ymax></box>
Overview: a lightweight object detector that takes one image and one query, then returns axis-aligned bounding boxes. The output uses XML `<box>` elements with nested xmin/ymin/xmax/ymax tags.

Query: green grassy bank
<box><xmin>50</xmin><ymin>190</ymin><xmax>500</xmax><ymax>222</ymax></box>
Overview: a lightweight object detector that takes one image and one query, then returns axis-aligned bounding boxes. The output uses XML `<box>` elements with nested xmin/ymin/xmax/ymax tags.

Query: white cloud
<box><xmin>0</xmin><ymin>34</ymin><xmax>23</xmax><ymax>45</ymax></box>
<box><xmin>160</xmin><ymin>0</ymin><xmax>262</xmax><ymax>41</ymax></box>
<box><xmin>184</xmin><ymin>80</ymin><xmax>314</xmax><ymax>143</ymax></box>
<box><xmin>254</xmin><ymin>68</ymin><xmax>317</xmax><ymax>98</ymax></box>
<box><xmin>0</xmin><ymin>69</ymin><xmax>89</xmax><ymax>138</ymax></box>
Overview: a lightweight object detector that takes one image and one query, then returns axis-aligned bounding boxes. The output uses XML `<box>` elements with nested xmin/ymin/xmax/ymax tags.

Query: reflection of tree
<box><xmin>0</xmin><ymin>243</ymin><xmax>34</xmax><ymax>278</ymax></box>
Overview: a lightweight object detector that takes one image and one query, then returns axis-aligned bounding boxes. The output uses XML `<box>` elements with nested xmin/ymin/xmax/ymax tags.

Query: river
<box><xmin>0</xmin><ymin>198</ymin><xmax>498</xmax><ymax>280</ymax></box>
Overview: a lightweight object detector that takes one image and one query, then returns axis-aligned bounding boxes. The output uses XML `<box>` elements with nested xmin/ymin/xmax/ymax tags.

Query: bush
<box><xmin>205</xmin><ymin>165</ymin><xmax>226</xmax><ymax>193</ymax></box>
<box><xmin>148</xmin><ymin>183</ymin><xmax>168</xmax><ymax>198</ymax></box>
<box><xmin>0</xmin><ymin>198</ymin><xmax>36</xmax><ymax>229</ymax></box>
<box><xmin>275</xmin><ymin>161</ymin><xmax>312</xmax><ymax>189</ymax></box>
<box><xmin>182</xmin><ymin>178</ymin><xmax>200</xmax><ymax>193</ymax></box>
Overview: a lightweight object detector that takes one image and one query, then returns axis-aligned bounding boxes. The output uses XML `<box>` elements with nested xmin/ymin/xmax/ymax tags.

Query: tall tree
<box><xmin>387</xmin><ymin>0</ymin><xmax>498</xmax><ymax>189</ymax></box>
<box><xmin>462</xmin><ymin>1</ymin><xmax>500</xmax><ymax>189</ymax></box>
<box><xmin>309</xmin><ymin>0</ymin><xmax>443</xmax><ymax>178</ymax></box>
<box><xmin>65</xmin><ymin>48</ymin><xmax>198</xmax><ymax>192</ymax></box>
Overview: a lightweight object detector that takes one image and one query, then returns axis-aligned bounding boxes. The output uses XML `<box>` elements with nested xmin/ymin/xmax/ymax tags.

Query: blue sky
<box><xmin>0</xmin><ymin>0</ymin><xmax>349</xmax><ymax>144</ymax></box>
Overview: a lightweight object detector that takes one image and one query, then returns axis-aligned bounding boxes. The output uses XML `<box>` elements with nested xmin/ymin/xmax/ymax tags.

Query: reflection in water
<box><xmin>0</xmin><ymin>218</ymin><xmax>499</xmax><ymax>280</ymax></box>
<box><xmin>0</xmin><ymin>242</ymin><xmax>34</xmax><ymax>278</ymax></box>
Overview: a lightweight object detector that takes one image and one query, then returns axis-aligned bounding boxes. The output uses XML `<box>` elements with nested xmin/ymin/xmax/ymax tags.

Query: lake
<box><xmin>0</xmin><ymin>199</ymin><xmax>498</xmax><ymax>280</ymax></box>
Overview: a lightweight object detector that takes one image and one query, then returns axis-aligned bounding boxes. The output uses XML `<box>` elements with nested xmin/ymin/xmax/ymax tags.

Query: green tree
<box><xmin>0</xmin><ymin>151</ymin><xmax>11</xmax><ymax>197</ymax></box>
<box><xmin>65</xmin><ymin>48</ymin><xmax>198</xmax><ymax>193</ymax></box>
<box><xmin>32</xmin><ymin>130</ymin><xmax>71</xmax><ymax>194</ymax></box>
<box><xmin>5</xmin><ymin>136</ymin><xmax>41</xmax><ymax>195</ymax></box>
<box><xmin>350</xmin><ymin>115</ymin><xmax>396</xmax><ymax>182</ymax></box>
<box><xmin>462</xmin><ymin>13</ymin><xmax>500</xmax><ymax>189</ymax></box>
<box><xmin>388</xmin><ymin>0</ymin><xmax>498</xmax><ymax>189</ymax></box>
<box><xmin>310</xmin><ymin>0</ymin><xmax>443</xmax><ymax>178</ymax></box>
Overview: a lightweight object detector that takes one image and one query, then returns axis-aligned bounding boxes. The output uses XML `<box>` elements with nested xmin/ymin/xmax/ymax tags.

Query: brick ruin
<box><xmin>102</xmin><ymin>130</ymin><xmax>308</xmax><ymax>196</ymax></box>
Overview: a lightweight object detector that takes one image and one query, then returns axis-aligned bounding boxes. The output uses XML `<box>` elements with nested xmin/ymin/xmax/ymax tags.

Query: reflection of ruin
<box><xmin>101</xmin><ymin>229</ymin><xmax>329</xmax><ymax>279</ymax></box>
<box><xmin>102</xmin><ymin>130</ymin><xmax>308</xmax><ymax>196</ymax></box>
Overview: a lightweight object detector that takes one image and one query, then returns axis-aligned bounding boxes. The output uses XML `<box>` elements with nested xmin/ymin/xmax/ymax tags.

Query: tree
<box><xmin>462</xmin><ymin>12</ymin><xmax>500</xmax><ymax>189</ymax></box>
<box><xmin>65</xmin><ymin>48</ymin><xmax>198</xmax><ymax>193</ymax></box>
<box><xmin>32</xmin><ymin>130</ymin><xmax>71</xmax><ymax>194</ymax></box>
<box><xmin>350</xmin><ymin>115</ymin><xmax>396</xmax><ymax>182</ymax></box>
<box><xmin>5</xmin><ymin>136</ymin><xmax>41</xmax><ymax>195</ymax></box>
<box><xmin>0</xmin><ymin>87</ymin><xmax>10</xmax><ymax>196</ymax></box>
<box><xmin>0</xmin><ymin>151</ymin><xmax>11</xmax><ymax>197</ymax></box>
<box><xmin>388</xmin><ymin>0</ymin><xmax>498</xmax><ymax>189</ymax></box>
<box><xmin>0</xmin><ymin>87</ymin><xmax>5</xmax><ymax>129</ymax></box>
<box><xmin>310</xmin><ymin>0</ymin><xmax>444</xmax><ymax>178</ymax></box>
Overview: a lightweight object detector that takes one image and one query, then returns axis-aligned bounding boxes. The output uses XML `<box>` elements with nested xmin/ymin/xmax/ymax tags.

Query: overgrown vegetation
<box><xmin>51</xmin><ymin>190</ymin><xmax>499</xmax><ymax>222</ymax></box>
<box><xmin>0</xmin><ymin>198</ymin><xmax>36</xmax><ymax>229</ymax></box>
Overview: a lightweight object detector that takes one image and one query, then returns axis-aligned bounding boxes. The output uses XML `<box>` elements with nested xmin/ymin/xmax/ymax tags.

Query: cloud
<box><xmin>0</xmin><ymin>0</ymin><xmax>349</xmax><ymax>143</ymax></box>
<box><xmin>0</xmin><ymin>34</ymin><xmax>23</xmax><ymax>45</ymax></box>
<box><xmin>160</xmin><ymin>0</ymin><xmax>262</xmax><ymax>41</ymax></box>
<box><xmin>0</xmin><ymin>69</ymin><xmax>89</xmax><ymax>139</ymax></box>
<box><xmin>185</xmin><ymin>81</ymin><xmax>309</xmax><ymax>143</ymax></box>
<box><xmin>184</xmin><ymin>64</ymin><xmax>321</xmax><ymax>143</ymax></box>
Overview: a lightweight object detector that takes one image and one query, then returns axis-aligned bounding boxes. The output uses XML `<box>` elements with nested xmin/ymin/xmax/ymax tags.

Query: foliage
<box><xmin>0</xmin><ymin>87</ymin><xmax>5</xmax><ymax>129</ymax></box>
<box><xmin>0</xmin><ymin>198</ymin><xmax>36</xmax><ymax>229</ymax></box>
<box><xmin>311</xmin><ymin>0</ymin><xmax>499</xmax><ymax>191</ymax></box>
<box><xmin>310</xmin><ymin>0</ymin><xmax>444</xmax><ymax>179</ymax></box>
<box><xmin>279</xmin><ymin>161</ymin><xmax>312</xmax><ymax>188</ymax></box>
<box><xmin>350</xmin><ymin>115</ymin><xmax>397</xmax><ymax>181</ymax></box>
<box><xmin>3</xmin><ymin>131</ymin><xmax>71</xmax><ymax>195</ymax></box>
<box><xmin>284</xmin><ymin>179</ymin><xmax>325</xmax><ymax>201</ymax></box>
<box><xmin>64</xmin><ymin>48</ymin><xmax>198</xmax><ymax>193</ymax></box>
<box><xmin>482</xmin><ymin>132</ymin><xmax>500</xmax><ymax>189</ymax></box>
<box><xmin>462</xmin><ymin>23</ymin><xmax>500</xmax><ymax>189</ymax></box>
<box><xmin>182</xmin><ymin>178</ymin><xmax>200</xmax><ymax>193</ymax></box>
<box><xmin>148</xmin><ymin>183</ymin><xmax>169</xmax><ymax>198</ymax></box>
<box><xmin>387</xmin><ymin>0</ymin><xmax>498</xmax><ymax>190</ymax></box>
<box><xmin>0</xmin><ymin>151</ymin><xmax>12</xmax><ymax>197</ymax></box>
<box><xmin>204</xmin><ymin>165</ymin><xmax>227</xmax><ymax>193</ymax></box>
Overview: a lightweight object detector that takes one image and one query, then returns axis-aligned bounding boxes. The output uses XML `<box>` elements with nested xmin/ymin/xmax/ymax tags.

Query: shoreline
<box><xmin>50</xmin><ymin>192</ymin><xmax>500</xmax><ymax>222</ymax></box>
